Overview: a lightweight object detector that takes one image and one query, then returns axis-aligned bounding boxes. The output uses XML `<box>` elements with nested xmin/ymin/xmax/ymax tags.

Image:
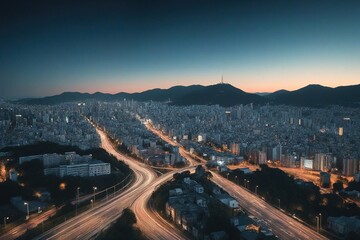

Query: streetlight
<box><xmin>235</xmin><ymin>176</ymin><xmax>238</xmax><ymax>184</ymax></box>
<box><xmin>226</xmin><ymin>173</ymin><xmax>229</xmax><ymax>179</ymax></box>
<box><xmin>3</xmin><ymin>217</ymin><xmax>9</xmax><ymax>227</ymax></box>
<box><xmin>24</xmin><ymin>202</ymin><xmax>29</xmax><ymax>220</ymax></box>
<box><xmin>77</xmin><ymin>187</ymin><xmax>80</xmax><ymax>201</ymax></box>
<box><xmin>315</xmin><ymin>216</ymin><xmax>320</xmax><ymax>232</ymax></box>
<box><xmin>255</xmin><ymin>185</ymin><xmax>259</xmax><ymax>195</ymax></box>
<box><xmin>319</xmin><ymin>213</ymin><xmax>322</xmax><ymax>230</ymax></box>
<box><xmin>277</xmin><ymin>198</ymin><xmax>281</xmax><ymax>209</ymax></box>
<box><xmin>93</xmin><ymin>186</ymin><xmax>97</xmax><ymax>203</ymax></box>
<box><xmin>76</xmin><ymin>187</ymin><xmax>80</xmax><ymax>216</ymax></box>
<box><xmin>90</xmin><ymin>199</ymin><xmax>94</xmax><ymax>209</ymax></box>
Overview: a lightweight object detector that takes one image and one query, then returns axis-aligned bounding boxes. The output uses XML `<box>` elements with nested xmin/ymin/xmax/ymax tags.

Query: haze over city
<box><xmin>1</xmin><ymin>0</ymin><xmax>360</xmax><ymax>99</ymax></box>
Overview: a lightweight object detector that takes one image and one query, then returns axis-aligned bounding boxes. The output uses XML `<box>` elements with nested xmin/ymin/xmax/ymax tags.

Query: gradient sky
<box><xmin>1</xmin><ymin>0</ymin><xmax>360</xmax><ymax>99</ymax></box>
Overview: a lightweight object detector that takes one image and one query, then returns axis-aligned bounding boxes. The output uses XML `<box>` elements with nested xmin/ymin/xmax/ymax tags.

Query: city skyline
<box><xmin>1</xmin><ymin>0</ymin><xmax>360</xmax><ymax>99</ymax></box>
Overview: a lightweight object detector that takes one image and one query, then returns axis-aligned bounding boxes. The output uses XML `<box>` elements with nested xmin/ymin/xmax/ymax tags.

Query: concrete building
<box><xmin>19</xmin><ymin>155</ymin><xmax>43</xmax><ymax>165</ymax></box>
<box><xmin>327</xmin><ymin>216</ymin><xmax>360</xmax><ymax>236</ymax></box>
<box><xmin>89</xmin><ymin>161</ymin><xmax>111</xmax><ymax>176</ymax></box>
<box><xmin>230</xmin><ymin>143</ymin><xmax>240</xmax><ymax>155</ymax></box>
<box><xmin>59</xmin><ymin>163</ymin><xmax>89</xmax><ymax>177</ymax></box>
<box><xmin>300</xmin><ymin>157</ymin><xmax>313</xmax><ymax>170</ymax></box>
<box><xmin>258</xmin><ymin>151</ymin><xmax>267</xmax><ymax>165</ymax></box>
<box><xmin>355</xmin><ymin>173</ymin><xmax>360</xmax><ymax>182</ymax></box>
<box><xmin>9</xmin><ymin>169</ymin><xmax>18</xmax><ymax>182</ymax></box>
<box><xmin>343</xmin><ymin>159</ymin><xmax>359</xmax><ymax>176</ymax></box>
<box><xmin>320</xmin><ymin>172</ymin><xmax>331</xmax><ymax>188</ymax></box>
<box><xmin>314</xmin><ymin>153</ymin><xmax>332</xmax><ymax>172</ymax></box>
<box><xmin>46</xmin><ymin>161</ymin><xmax>111</xmax><ymax>178</ymax></box>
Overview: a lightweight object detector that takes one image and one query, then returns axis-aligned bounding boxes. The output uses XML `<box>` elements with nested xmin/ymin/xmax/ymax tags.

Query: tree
<box><xmin>333</xmin><ymin>180</ymin><xmax>343</xmax><ymax>193</ymax></box>
<box><xmin>205</xmin><ymin>171</ymin><xmax>213</xmax><ymax>179</ymax></box>
<box><xmin>121</xmin><ymin>208</ymin><xmax>137</xmax><ymax>226</ymax></box>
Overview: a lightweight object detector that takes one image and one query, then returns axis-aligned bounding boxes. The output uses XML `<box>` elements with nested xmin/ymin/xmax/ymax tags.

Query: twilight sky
<box><xmin>1</xmin><ymin>0</ymin><xmax>360</xmax><ymax>99</ymax></box>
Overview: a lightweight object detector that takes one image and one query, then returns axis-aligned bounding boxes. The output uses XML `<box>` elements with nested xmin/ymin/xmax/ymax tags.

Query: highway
<box><xmin>0</xmin><ymin>208</ymin><xmax>57</xmax><ymax>240</ymax></box>
<box><xmin>131</xmin><ymin>167</ymin><xmax>194</xmax><ymax>240</ymax></box>
<box><xmin>145</xmin><ymin>120</ymin><xmax>328</xmax><ymax>240</ymax></box>
<box><xmin>97</xmin><ymin>121</ymin><xmax>190</xmax><ymax>239</ymax></box>
<box><xmin>211</xmin><ymin>172</ymin><xmax>327</xmax><ymax>240</ymax></box>
<box><xmin>31</xmin><ymin>124</ymin><xmax>190</xmax><ymax>240</ymax></box>
<box><xmin>33</xmin><ymin>128</ymin><xmax>158</xmax><ymax>240</ymax></box>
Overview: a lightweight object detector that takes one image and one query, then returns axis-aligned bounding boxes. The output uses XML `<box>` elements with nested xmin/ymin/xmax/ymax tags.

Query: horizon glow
<box><xmin>1</xmin><ymin>0</ymin><xmax>360</xmax><ymax>99</ymax></box>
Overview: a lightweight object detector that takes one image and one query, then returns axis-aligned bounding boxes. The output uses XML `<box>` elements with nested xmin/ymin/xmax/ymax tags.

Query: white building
<box><xmin>300</xmin><ymin>157</ymin><xmax>313</xmax><ymax>170</ymax></box>
<box><xmin>59</xmin><ymin>163</ymin><xmax>89</xmax><ymax>177</ymax></box>
<box><xmin>89</xmin><ymin>161</ymin><xmax>111</xmax><ymax>176</ymax></box>
<box><xmin>219</xmin><ymin>195</ymin><xmax>239</xmax><ymax>208</ymax></box>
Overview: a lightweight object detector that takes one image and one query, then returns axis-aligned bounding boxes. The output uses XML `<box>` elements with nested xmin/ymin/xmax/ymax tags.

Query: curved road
<box><xmin>33</xmin><ymin>126</ymin><xmax>189</xmax><ymax>240</ymax></box>
<box><xmin>34</xmin><ymin>128</ymin><xmax>157</xmax><ymax>240</ymax></box>
<box><xmin>131</xmin><ymin>167</ymin><xmax>195</xmax><ymax>240</ymax></box>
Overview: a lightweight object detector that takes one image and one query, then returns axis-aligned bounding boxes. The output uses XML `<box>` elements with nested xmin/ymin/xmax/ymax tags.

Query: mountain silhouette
<box><xmin>15</xmin><ymin>83</ymin><xmax>360</xmax><ymax>107</ymax></box>
<box><xmin>173</xmin><ymin>83</ymin><xmax>264</xmax><ymax>107</ymax></box>
<box><xmin>267</xmin><ymin>84</ymin><xmax>360</xmax><ymax>107</ymax></box>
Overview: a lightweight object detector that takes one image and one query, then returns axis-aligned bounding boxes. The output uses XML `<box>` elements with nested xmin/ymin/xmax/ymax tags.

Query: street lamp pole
<box><xmin>319</xmin><ymin>213</ymin><xmax>322</xmax><ymax>230</ymax></box>
<box><xmin>24</xmin><ymin>202</ymin><xmax>29</xmax><ymax>220</ymax></box>
<box><xmin>255</xmin><ymin>185</ymin><xmax>259</xmax><ymax>195</ymax></box>
<box><xmin>93</xmin><ymin>186</ymin><xmax>97</xmax><ymax>203</ymax></box>
<box><xmin>3</xmin><ymin>217</ymin><xmax>9</xmax><ymax>227</ymax></box>
<box><xmin>77</xmin><ymin>187</ymin><xmax>80</xmax><ymax>201</ymax></box>
<box><xmin>277</xmin><ymin>198</ymin><xmax>281</xmax><ymax>209</ymax></box>
<box><xmin>90</xmin><ymin>199</ymin><xmax>94</xmax><ymax>209</ymax></box>
<box><xmin>76</xmin><ymin>187</ymin><xmax>80</xmax><ymax>216</ymax></box>
<box><xmin>315</xmin><ymin>216</ymin><xmax>320</xmax><ymax>232</ymax></box>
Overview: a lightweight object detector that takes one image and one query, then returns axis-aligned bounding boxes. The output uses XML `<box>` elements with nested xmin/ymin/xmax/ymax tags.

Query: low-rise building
<box><xmin>9</xmin><ymin>169</ymin><xmax>18</xmax><ymax>182</ymax></box>
<box><xmin>217</xmin><ymin>194</ymin><xmax>239</xmax><ymax>208</ymax></box>
<box><xmin>327</xmin><ymin>216</ymin><xmax>360</xmax><ymax>236</ymax></box>
<box><xmin>320</xmin><ymin>172</ymin><xmax>330</xmax><ymax>188</ymax></box>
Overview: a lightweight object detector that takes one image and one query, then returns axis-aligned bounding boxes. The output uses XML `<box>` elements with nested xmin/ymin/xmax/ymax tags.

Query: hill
<box><xmin>267</xmin><ymin>84</ymin><xmax>360</xmax><ymax>107</ymax></box>
<box><xmin>173</xmin><ymin>83</ymin><xmax>264</xmax><ymax>107</ymax></box>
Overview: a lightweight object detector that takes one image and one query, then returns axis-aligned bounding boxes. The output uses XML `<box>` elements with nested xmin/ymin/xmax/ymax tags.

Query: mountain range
<box><xmin>15</xmin><ymin>83</ymin><xmax>360</xmax><ymax>107</ymax></box>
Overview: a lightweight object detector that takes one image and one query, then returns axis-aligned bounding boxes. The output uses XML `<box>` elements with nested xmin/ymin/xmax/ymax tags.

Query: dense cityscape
<box><xmin>0</xmin><ymin>96</ymin><xmax>359</xmax><ymax>240</ymax></box>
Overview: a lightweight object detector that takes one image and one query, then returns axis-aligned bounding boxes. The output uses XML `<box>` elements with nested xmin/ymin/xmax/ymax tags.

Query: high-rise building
<box><xmin>258</xmin><ymin>151</ymin><xmax>267</xmax><ymax>165</ymax></box>
<box><xmin>230</xmin><ymin>143</ymin><xmax>240</xmax><ymax>155</ymax></box>
<box><xmin>271</xmin><ymin>144</ymin><xmax>282</xmax><ymax>161</ymax></box>
<box><xmin>314</xmin><ymin>153</ymin><xmax>332</xmax><ymax>172</ymax></box>
<box><xmin>343</xmin><ymin>159</ymin><xmax>359</xmax><ymax>176</ymax></box>
<box><xmin>289</xmin><ymin>155</ymin><xmax>297</xmax><ymax>168</ymax></box>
